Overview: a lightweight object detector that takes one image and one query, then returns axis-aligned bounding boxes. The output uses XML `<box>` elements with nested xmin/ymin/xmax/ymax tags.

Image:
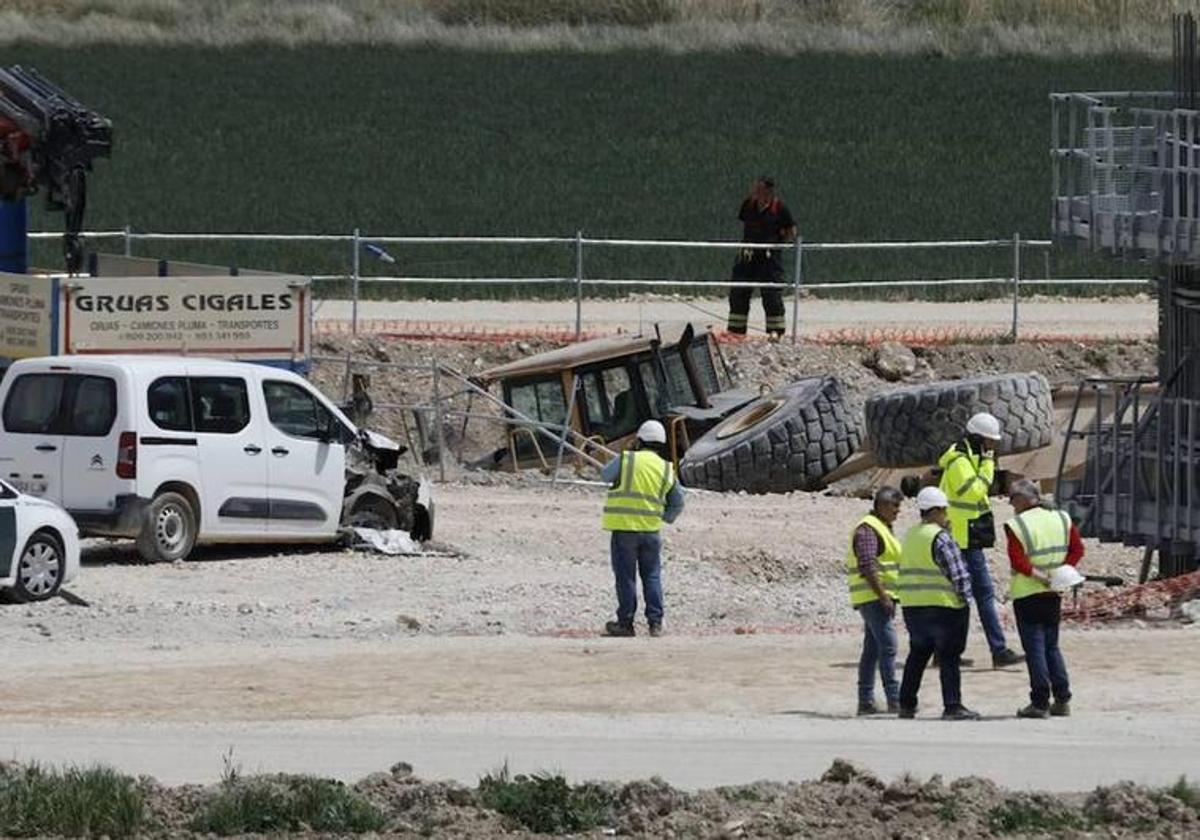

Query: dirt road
<box><xmin>313</xmin><ymin>297</ymin><xmax>1155</xmax><ymax>340</ymax></box>
<box><xmin>3</xmin><ymin>632</ymin><xmax>1198</xmax><ymax>790</ymax></box>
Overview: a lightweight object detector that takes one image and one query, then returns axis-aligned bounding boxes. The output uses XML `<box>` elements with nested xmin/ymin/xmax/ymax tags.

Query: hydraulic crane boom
<box><xmin>0</xmin><ymin>66</ymin><xmax>111</xmax><ymax>273</ymax></box>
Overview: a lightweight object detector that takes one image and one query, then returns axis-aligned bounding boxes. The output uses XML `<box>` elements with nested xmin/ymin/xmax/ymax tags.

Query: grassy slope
<box><xmin>6</xmin><ymin>45</ymin><xmax>1166</xmax><ymax>293</ymax></box>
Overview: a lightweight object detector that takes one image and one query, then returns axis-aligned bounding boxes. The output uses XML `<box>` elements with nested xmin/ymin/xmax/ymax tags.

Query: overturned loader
<box><xmin>474</xmin><ymin>323</ymin><xmax>860</xmax><ymax>493</ymax></box>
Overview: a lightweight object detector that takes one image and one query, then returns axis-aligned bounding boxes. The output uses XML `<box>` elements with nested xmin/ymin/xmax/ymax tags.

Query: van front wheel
<box><xmin>137</xmin><ymin>492</ymin><xmax>197</xmax><ymax>563</ymax></box>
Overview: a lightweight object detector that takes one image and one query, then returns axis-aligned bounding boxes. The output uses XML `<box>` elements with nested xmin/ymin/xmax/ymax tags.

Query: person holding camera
<box><xmin>726</xmin><ymin>176</ymin><xmax>796</xmax><ymax>340</ymax></box>
<box><xmin>936</xmin><ymin>412</ymin><xmax>1024</xmax><ymax>669</ymax></box>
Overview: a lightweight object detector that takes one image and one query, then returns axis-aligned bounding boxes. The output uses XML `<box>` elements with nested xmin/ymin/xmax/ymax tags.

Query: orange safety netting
<box><xmin>1061</xmin><ymin>570</ymin><xmax>1200</xmax><ymax>624</ymax></box>
<box><xmin>316</xmin><ymin>319</ymin><xmax>603</xmax><ymax>343</ymax></box>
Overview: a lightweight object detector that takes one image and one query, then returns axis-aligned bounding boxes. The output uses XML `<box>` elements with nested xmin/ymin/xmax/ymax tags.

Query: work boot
<box><xmin>941</xmin><ymin>706</ymin><xmax>982</xmax><ymax>721</ymax></box>
<box><xmin>886</xmin><ymin>699</ymin><xmax>901</xmax><ymax>714</ymax></box>
<box><xmin>648</xmin><ymin>623</ymin><xmax>663</xmax><ymax>638</ymax></box>
<box><xmin>1050</xmin><ymin>700</ymin><xmax>1071</xmax><ymax>717</ymax></box>
<box><xmin>856</xmin><ymin>702</ymin><xmax>881</xmax><ymax>717</ymax></box>
<box><xmin>603</xmin><ymin>621</ymin><xmax>635</xmax><ymax>637</ymax></box>
<box><xmin>992</xmin><ymin>648</ymin><xmax>1025</xmax><ymax>669</ymax></box>
<box><xmin>897</xmin><ymin>706</ymin><xmax>917</xmax><ymax>719</ymax></box>
<box><xmin>1017</xmin><ymin>704</ymin><xmax>1050</xmax><ymax>719</ymax></box>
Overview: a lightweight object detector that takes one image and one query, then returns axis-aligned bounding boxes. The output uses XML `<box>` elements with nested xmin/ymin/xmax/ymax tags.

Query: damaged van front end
<box><xmin>341</xmin><ymin>428</ymin><xmax>434</xmax><ymax>542</ymax></box>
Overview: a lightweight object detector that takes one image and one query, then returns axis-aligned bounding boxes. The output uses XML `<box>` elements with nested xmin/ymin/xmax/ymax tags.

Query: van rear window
<box><xmin>3</xmin><ymin>373</ymin><xmax>117</xmax><ymax>436</ymax></box>
<box><xmin>69</xmin><ymin>377</ymin><xmax>117</xmax><ymax>436</ymax></box>
<box><xmin>3</xmin><ymin>374</ymin><xmax>64</xmax><ymax>434</ymax></box>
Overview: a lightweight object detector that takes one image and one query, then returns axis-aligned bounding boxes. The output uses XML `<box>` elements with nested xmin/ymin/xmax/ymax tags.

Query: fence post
<box><xmin>123</xmin><ymin>224</ymin><xmax>131</xmax><ymax>257</ymax></box>
<box><xmin>1011</xmin><ymin>231</ymin><xmax>1021</xmax><ymax>340</ymax></box>
<box><xmin>351</xmin><ymin>227</ymin><xmax>361</xmax><ymax>337</ymax></box>
<box><xmin>432</xmin><ymin>362</ymin><xmax>446</xmax><ymax>482</ymax></box>
<box><xmin>790</xmin><ymin>235</ymin><xmax>803</xmax><ymax>345</ymax></box>
<box><xmin>574</xmin><ymin>230</ymin><xmax>583</xmax><ymax>341</ymax></box>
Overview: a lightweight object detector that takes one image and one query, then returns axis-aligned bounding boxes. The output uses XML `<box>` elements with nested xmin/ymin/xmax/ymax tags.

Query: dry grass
<box><xmin>0</xmin><ymin>0</ymin><xmax>1198</xmax><ymax>54</ymax></box>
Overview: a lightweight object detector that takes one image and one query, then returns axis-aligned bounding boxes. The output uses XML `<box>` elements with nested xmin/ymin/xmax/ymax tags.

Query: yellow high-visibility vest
<box><xmin>938</xmin><ymin>441</ymin><xmax>994</xmax><ymax>548</ymax></box>
<box><xmin>897</xmin><ymin>522</ymin><xmax>965</xmax><ymax>609</ymax></box>
<box><xmin>846</xmin><ymin>514</ymin><xmax>901</xmax><ymax>606</ymax></box>
<box><xmin>1008</xmin><ymin>507</ymin><xmax>1072</xmax><ymax>600</ymax></box>
<box><xmin>601</xmin><ymin>450</ymin><xmax>673</xmax><ymax>533</ymax></box>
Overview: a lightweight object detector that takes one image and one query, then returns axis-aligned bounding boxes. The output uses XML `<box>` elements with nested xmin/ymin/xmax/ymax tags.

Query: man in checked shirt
<box><xmin>846</xmin><ymin>486</ymin><xmax>904</xmax><ymax>716</ymax></box>
<box><xmin>896</xmin><ymin>486</ymin><xmax>981</xmax><ymax>721</ymax></box>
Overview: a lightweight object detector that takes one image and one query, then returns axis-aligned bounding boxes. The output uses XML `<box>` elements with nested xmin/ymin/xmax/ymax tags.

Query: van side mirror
<box><xmin>315</xmin><ymin>410</ymin><xmax>335</xmax><ymax>444</ymax></box>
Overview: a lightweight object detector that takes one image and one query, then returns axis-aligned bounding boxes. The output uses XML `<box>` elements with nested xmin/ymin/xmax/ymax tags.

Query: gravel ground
<box><xmin>13</xmin><ymin>482</ymin><xmax>1148</xmax><ymax>647</ymax></box>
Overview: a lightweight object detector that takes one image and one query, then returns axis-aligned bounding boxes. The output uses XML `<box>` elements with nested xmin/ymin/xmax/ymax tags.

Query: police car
<box><xmin>0</xmin><ymin>478</ymin><xmax>80</xmax><ymax>602</ymax></box>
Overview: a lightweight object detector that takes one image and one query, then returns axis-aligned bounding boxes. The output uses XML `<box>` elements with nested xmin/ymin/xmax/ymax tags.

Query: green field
<box><xmin>6</xmin><ymin>44</ymin><xmax>1167</xmax><ymax>297</ymax></box>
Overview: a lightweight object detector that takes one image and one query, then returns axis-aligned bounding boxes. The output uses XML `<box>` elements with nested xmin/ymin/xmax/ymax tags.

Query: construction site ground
<box><xmin>4</xmin><ymin>315</ymin><xmax>1199</xmax><ymax>834</ymax></box>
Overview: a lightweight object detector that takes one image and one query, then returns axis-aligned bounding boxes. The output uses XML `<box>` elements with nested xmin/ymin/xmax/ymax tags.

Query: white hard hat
<box><xmin>637</xmin><ymin>420</ymin><xmax>667</xmax><ymax>444</ymax></box>
<box><xmin>1049</xmin><ymin>565</ymin><xmax>1086</xmax><ymax>590</ymax></box>
<box><xmin>916</xmin><ymin>486</ymin><xmax>949</xmax><ymax>512</ymax></box>
<box><xmin>966</xmin><ymin>412</ymin><xmax>1003</xmax><ymax>441</ymax></box>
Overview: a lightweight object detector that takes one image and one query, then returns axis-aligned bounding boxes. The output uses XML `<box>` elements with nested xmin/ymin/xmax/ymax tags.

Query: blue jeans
<box><xmin>963</xmin><ymin>547</ymin><xmax>1008</xmax><ymax>653</ymax></box>
<box><xmin>899</xmin><ymin>606</ymin><xmax>970</xmax><ymax>713</ymax></box>
<box><xmin>610</xmin><ymin>531</ymin><xmax>663</xmax><ymax>625</ymax></box>
<box><xmin>856</xmin><ymin>600</ymin><xmax>899</xmax><ymax>706</ymax></box>
<box><xmin>1014</xmin><ymin>594</ymin><xmax>1071</xmax><ymax>709</ymax></box>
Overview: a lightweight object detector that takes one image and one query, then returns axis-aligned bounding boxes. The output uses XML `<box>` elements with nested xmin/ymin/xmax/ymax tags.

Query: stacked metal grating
<box><xmin>1054</xmin><ymin>14</ymin><xmax>1200</xmax><ymax>579</ymax></box>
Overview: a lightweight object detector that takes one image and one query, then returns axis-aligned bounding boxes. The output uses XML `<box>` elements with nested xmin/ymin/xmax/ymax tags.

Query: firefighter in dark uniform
<box><xmin>727</xmin><ymin>176</ymin><xmax>797</xmax><ymax>339</ymax></box>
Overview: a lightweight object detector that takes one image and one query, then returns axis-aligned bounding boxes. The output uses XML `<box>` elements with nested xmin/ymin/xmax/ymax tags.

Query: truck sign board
<box><xmin>0</xmin><ymin>273</ymin><xmax>54</xmax><ymax>359</ymax></box>
<box><xmin>0</xmin><ymin>270</ymin><xmax>312</xmax><ymax>369</ymax></box>
<box><xmin>62</xmin><ymin>275</ymin><xmax>310</xmax><ymax>362</ymax></box>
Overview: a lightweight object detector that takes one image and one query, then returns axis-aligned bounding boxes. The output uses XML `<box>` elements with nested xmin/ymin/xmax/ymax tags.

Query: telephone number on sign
<box><xmin>195</xmin><ymin>330</ymin><xmax>254</xmax><ymax>341</ymax></box>
<box><xmin>119</xmin><ymin>331</ymin><xmax>185</xmax><ymax>343</ymax></box>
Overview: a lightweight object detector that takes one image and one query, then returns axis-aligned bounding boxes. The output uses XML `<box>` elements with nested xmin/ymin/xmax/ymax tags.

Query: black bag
<box><xmin>967</xmin><ymin>511</ymin><xmax>996</xmax><ymax>550</ymax></box>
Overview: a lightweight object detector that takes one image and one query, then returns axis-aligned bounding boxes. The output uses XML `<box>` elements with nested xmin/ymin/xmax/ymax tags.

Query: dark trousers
<box><xmin>728</xmin><ymin>257</ymin><xmax>786</xmax><ymax>335</ymax></box>
<box><xmin>610</xmin><ymin>531</ymin><xmax>663</xmax><ymax>625</ymax></box>
<box><xmin>1014</xmin><ymin>594</ymin><xmax>1071</xmax><ymax>709</ymax></box>
<box><xmin>899</xmin><ymin>605</ymin><xmax>970</xmax><ymax>713</ymax></box>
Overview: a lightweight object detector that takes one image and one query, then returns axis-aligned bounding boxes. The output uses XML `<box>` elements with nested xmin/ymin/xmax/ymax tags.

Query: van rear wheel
<box><xmin>137</xmin><ymin>492</ymin><xmax>197</xmax><ymax>563</ymax></box>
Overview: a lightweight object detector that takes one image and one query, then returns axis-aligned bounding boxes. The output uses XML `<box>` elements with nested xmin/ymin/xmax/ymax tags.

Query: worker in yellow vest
<box><xmin>600</xmin><ymin>420</ymin><xmax>685</xmax><ymax>638</ymax></box>
<box><xmin>937</xmin><ymin>411</ymin><xmax>1024</xmax><ymax>669</ymax></box>
<box><xmin>847</xmin><ymin>486</ymin><xmax>904</xmax><ymax>716</ymax></box>
<box><xmin>896</xmin><ymin>487</ymin><xmax>980</xmax><ymax>721</ymax></box>
<box><xmin>1005</xmin><ymin>479</ymin><xmax>1083</xmax><ymax>719</ymax></box>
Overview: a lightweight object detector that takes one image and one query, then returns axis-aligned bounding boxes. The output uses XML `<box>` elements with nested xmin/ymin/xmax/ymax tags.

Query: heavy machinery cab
<box><xmin>478</xmin><ymin>325</ymin><xmax>759</xmax><ymax>471</ymax></box>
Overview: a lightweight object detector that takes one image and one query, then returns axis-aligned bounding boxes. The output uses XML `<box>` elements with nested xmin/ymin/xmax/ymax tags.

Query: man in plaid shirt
<box><xmin>847</xmin><ymin>486</ymin><xmax>905</xmax><ymax>715</ymax></box>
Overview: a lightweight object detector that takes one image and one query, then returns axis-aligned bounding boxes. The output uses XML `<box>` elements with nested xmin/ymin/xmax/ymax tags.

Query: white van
<box><xmin>0</xmin><ymin>356</ymin><xmax>431</xmax><ymax>562</ymax></box>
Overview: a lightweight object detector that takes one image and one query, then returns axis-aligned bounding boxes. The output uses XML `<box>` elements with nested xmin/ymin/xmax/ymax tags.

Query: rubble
<box><xmin>866</xmin><ymin>341</ymin><xmax>917</xmax><ymax>381</ymax></box>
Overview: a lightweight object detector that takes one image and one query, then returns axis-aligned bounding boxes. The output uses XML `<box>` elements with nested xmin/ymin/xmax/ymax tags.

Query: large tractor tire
<box><xmin>865</xmin><ymin>372</ymin><xmax>1054</xmax><ymax>468</ymax></box>
<box><xmin>679</xmin><ymin>377</ymin><xmax>860</xmax><ymax>494</ymax></box>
